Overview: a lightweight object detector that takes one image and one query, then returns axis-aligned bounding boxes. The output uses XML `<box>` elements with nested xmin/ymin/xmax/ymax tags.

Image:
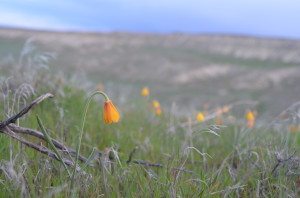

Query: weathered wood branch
<box><xmin>0</xmin><ymin>93</ymin><xmax>87</xmax><ymax>171</ymax></box>
<box><xmin>8</xmin><ymin>125</ymin><xmax>89</xmax><ymax>162</ymax></box>
<box><xmin>271</xmin><ymin>151</ymin><xmax>297</xmax><ymax>174</ymax></box>
<box><xmin>0</xmin><ymin>93</ymin><xmax>54</xmax><ymax>128</ymax></box>
<box><xmin>0</xmin><ymin>126</ymin><xmax>79</xmax><ymax>170</ymax></box>
<box><xmin>126</xmin><ymin>147</ymin><xmax>196</xmax><ymax>174</ymax></box>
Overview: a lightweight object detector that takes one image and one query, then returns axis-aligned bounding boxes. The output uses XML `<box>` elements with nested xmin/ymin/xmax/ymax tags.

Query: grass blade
<box><xmin>36</xmin><ymin>115</ymin><xmax>71</xmax><ymax>177</ymax></box>
<box><xmin>78</xmin><ymin>147</ymin><xmax>98</xmax><ymax>175</ymax></box>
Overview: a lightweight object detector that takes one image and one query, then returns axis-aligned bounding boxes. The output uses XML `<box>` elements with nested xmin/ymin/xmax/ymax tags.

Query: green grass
<box><xmin>1</xmin><ymin>77</ymin><xmax>300</xmax><ymax>197</ymax></box>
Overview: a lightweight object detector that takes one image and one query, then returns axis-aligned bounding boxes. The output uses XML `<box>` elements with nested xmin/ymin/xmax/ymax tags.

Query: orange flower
<box><xmin>103</xmin><ymin>100</ymin><xmax>120</xmax><ymax>124</ymax></box>
<box><xmin>216</xmin><ymin>117</ymin><xmax>222</xmax><ymax>125</ymax></box>
<box><xmin>217</xmin><ymin>108</ymin><xmax>223</xmax><ymax>115</ymax></box>
<box><xmin>141</xmin><ymin>87</ymin><xmax>149</xmax><ymax>96</ymax></box>
<box><xmin>97</xmin><ymin>83</ymin><xmax>103</xmax><ymax>90</ymax></box>
<box><xmin>247</xmin><ymin>119</ymin><xmax>255</xmax><ymax>127</ymax></box>
<box><xmin>290</xmin><ymin>126</ymin><xmax>296</xmax><ymax>133</ymax></box>
<box><xmin>156</xmin><ymin>108</ymin><xmax>162</xmax><ymax>115</ymax></box>
<box><xmin>281</xmin><ymin>114</ymin><xmax>287</xmax><ymax>120</ymax></box>
<box><xmin>223</xmin><ymin>106</ymin><xmax>229</xmax><ymax>114</ymax></box>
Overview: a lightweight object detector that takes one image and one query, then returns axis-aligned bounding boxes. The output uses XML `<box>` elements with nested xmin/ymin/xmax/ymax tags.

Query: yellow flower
<box><xmin>197</xmin><ymin>112</ymin><xmax>205</xmax><ymax>122</ymax></box>
<box><xmin>103</xmin><ymin>100</ymin><xmax>120</xmax><ymax>124</ymax></box>
<box><xmin>141</xmin><ymin>87</ymin><xmax>149</xmax><ymax>96</ymax></box>
<box><xmin>156</xmin><ymin>108</ymin><xmax>162</xmax><ymax>115</ymax></box>
<box><xmin>227</xmin><ymin>115</ymin><xmax>234</xmax><ymax>120</ymax></box>
<box><xmin>246</xmin><ymin>111</ymin><xmax>255</xmax><ymax>121</ymax></box>
<box><xmin>97</xmin><ymin>83</ymin><xmax>103</xmax><ymax>90</ymax></box>
<box><xmin>153</xmin><ymin>100</ymin><xmax>160</xmax><ymax>108</ymax></box>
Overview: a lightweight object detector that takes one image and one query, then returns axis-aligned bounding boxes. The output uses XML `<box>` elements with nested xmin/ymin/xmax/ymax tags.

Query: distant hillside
<box><xmin>0</xmin><ymin>27</ymin><xmax>300</xmax><ymax>117</ymax></box>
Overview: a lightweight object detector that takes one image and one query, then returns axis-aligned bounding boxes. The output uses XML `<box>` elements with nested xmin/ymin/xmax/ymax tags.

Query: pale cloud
<box><xmin>0</xmin><ymin>0</ymin><xmax>299</xmax><ymax>38</ymax></box>
<box><xmin>0</xmin><ymin>9</ymin><xmax>85</xmax><ymax>31</ymax></box>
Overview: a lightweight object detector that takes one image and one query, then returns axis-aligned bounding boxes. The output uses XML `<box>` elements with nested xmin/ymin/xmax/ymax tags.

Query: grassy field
<box><xmin>1</xmin><ymin>30</ymin><xmax>300</xmax><ymax>197</ymax></box>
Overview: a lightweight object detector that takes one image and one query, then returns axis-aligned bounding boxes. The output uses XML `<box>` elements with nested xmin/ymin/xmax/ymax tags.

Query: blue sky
<box><xmin>0</xmin><ymin>0</ymin><xmax>300</xmax><ymax>39</ymax></box>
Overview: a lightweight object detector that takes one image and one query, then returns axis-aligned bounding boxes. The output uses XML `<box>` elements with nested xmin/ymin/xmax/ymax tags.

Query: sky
<box><xmin>0</xmin><ymin>0</ymin><xmax>300</xmax><ymax>39</ymax></box>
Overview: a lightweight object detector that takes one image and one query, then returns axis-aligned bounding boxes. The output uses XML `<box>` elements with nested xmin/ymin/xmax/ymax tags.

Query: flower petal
<box><xmin>103</xmin><ymin>101</ymin><xmax>112</xmax><ymax>124</ymax></box>
<box><xmin>103</xmin><ymin>100</ymin><xmax>120</xmax><ymax>124</ymax></box>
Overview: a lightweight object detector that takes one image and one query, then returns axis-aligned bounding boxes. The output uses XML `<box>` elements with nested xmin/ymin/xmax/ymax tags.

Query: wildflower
<box><xmin>217</xmin><ymin>108</ymin><xmax>223</xmax><ymax>115</ymax></box>
<box><xmin>197</xmin><ymin>112</ymin><xmax>205</xmax><ymax>122</ymax></box>
<box><xmin>247</xmin><ymin>119</ymin><xmax>255</xmax><ymax>128</ymax></box>
<box><xmin>216</xmin><ymin>117</ymin><xmax>222</xmax><ymax>125</ymax></box>
<box><xmin>281</xmin><ymin>113</ymin><xmax>287</xmax><ymax>120</ymax></box>
<box><xmin>141</xmin><ymin>87</ymin><xmax>149</xmax><ymax>96</ymax></box>
<box><xmin>97</xmin><ymin>83</ymin><xmax>103</xmax><ymax>90</ymax></box>
<box><xmin>227</xmin><ymin>115</ymin><xmax>234</xmax><ymax>120</ymax></box>
<box><xmin>153</xmin><ymin>100</ymin><xmax>160</xmax><ymax>108</ymax></box>
<box><xmin>156</xmin><ymin>108</ymin><xmax>162</xmax><ymax>115</ymax></box>
<box><xmin>223</xmin><ymin>106</ymin><xmax>229</xmax><ymax>114</ymax></box>
<box><xmin>103</xmin><ymin>100</ymin><xmax>120</xmax><ymax>124</ymax></box>
<box><xmin>246</xmin><ymin>111</ymin><xmax>255</xmax><ymax>121</ymax></box>
<box><xmin>290</xmin><ymin>126</ymin><xmax>296</xmax><ymax>133</ymax></box>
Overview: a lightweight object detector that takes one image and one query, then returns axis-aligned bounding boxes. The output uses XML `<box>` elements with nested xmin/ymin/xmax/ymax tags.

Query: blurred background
<box><xmin>1</xmin><ymin>0</ymin><xmax>300</xmax><ymax>117</ymax></box>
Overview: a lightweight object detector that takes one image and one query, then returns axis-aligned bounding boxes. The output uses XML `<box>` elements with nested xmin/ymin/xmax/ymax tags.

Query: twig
<box><xmin>0</xmin><ymin>93</ymin><xmax>54</xmax><ymax>128</ymax></box>
<box><xmin>0</xmin><ymin>126</ymin><xmax>80</xmax><ymax>171</ymax></box>
<box><xmin>8</xmin><ymin>125</ymin><xmax>89</xmax><ymax>162</ymax></box>
<box><xmin>131</xmin><ymin>160</ymin><xmax>163</xmax><ymax>168</ymax></box>
<box><xmin>126</xmin><ymin>146</ymin><xmax>138</xmax><ymax>163</ymax></box>
<box><xmin>210</xmin><ymin>184</ymin><xmax>247</xmax><ymax>195</ymax></box>
<box><xmin>126</xmin><ymin>147</ymin><xmax>196</xmax><ymax>174</ymax></box>
<box><xmin>271</xmin><ymin>151</ymin><xmax>297</xmax><ymax>174</ymax></box>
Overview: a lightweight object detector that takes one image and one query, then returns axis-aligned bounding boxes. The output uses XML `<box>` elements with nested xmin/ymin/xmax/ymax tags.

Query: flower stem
<box><xmin>70</xmin><ymin>91</ymin><xmax>109</xmax><ymax>187</ymax></box>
